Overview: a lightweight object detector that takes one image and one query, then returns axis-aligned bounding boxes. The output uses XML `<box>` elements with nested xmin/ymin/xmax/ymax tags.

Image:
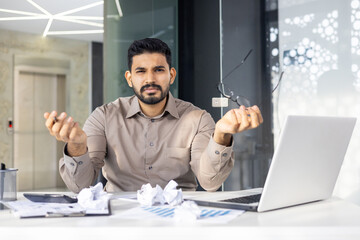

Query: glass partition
<box><xmin>104</xmin><ymin>0</ymin><xmax>178</xmax><ymax>103</ymax></box>
<box><xmin>276</xmin><ymin>0</ymin><xmax>360</xmax><ymax>202</ymax></box>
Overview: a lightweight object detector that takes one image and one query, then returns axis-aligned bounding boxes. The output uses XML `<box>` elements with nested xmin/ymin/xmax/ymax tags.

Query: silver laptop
<box><xmin>189</xmin><ymin>115</ymin><xmax>356</xmax><ymax>212</ymax></box>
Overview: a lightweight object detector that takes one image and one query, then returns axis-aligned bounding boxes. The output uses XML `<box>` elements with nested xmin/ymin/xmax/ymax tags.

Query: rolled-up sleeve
<box><xmin>190</xmin><ymin>111</ymin><xmax>234</xmax><ymax>191</ymax></box>
<box><xmin>59</xmin><ymin>107</ymin><xmax>107</xmax><ymax>193</ymax></box>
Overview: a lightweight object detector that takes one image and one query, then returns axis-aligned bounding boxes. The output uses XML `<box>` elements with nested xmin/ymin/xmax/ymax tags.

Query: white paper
<box><xmin>111</xmin><ymin>193</ymin><xmax>137</xmax><ymax>201</ymax></box>
<box><xmin>5</xmin><ymin>198</ymin><xmax>111</xmax><ymax>218</ymax></box>
<box><xmin>173</xmin><ymin>201</ymin><xmax>201</xmax><ymax>221</ymax></box>
<box><xmin>112</xmin><ymin>204</ymin><xmax>245</xmax><ymax>224</ymax></box>
<box><xmin>5</xmin><ymin>183</ymin><xmax>111</xmax><ymax>218</ymax></box>
<box><xmin>5</xmin><ymin>200</ymin><xmax>86</xmax><ymax>218</ymax></box>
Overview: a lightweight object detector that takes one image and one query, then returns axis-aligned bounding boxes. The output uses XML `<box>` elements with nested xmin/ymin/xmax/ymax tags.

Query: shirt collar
<box><xmin>165</xmin><ymin>92</ymin><xmax>180</xmax><ymax>119</ymax></box>
<box><xmin>126</xmin><ymin>96</ymin><xmax>141</xmax><ymax>118</ymax></box>
<box><xmin>126</xmin><ymin>92</ymin><xmax>180</xmax><ymax>119</ymax></box>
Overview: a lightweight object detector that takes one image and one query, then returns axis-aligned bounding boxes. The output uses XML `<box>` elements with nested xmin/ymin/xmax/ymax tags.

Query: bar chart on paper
<box><xmin>113</xmin><ymin>205</ymin><xmax>245</xmax><ymax>224</ymax></box>
<box><xmin>141</xmin><ymin>206</ymin><xmax>233</xmax><ymax>219</ymax></box>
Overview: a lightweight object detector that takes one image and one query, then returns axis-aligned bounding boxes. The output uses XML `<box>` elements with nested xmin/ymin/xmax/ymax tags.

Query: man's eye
<box><xmin>136</xmin><ymin>70</ymin><xmax>145</xmax><ymax>73</ymax></box>
<box><xmin>155</xmin><ymin>69</ymin><xmax>164</xmax><ymax>72</ymax></box>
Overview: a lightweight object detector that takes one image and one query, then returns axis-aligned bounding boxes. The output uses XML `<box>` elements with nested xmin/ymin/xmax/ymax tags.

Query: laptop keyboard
<box><xmin>220</xmin><ymin>194</ymin><xmax>262</xmax><ymax>204</ymax></box>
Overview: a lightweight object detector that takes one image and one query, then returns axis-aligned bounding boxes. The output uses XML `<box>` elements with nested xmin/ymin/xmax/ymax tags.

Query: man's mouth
<box><xmin>141</xmin><ymin>85</ymin><xmax>162</xmax><ymax>94</ymax></box>
<box><xmin>144</xmin><ymin>87</ymin><xmax>158</xmax><ymax>94</ymax></box>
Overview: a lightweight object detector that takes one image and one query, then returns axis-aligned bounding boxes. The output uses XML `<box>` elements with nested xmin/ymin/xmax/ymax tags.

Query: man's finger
<box><xmin>59</xmin><ymin>117</ymin><xmax>74</xmax><ymax>142</ymax></box>
<box><xmin>248</xmin><ymin>108</ymin><xmax>260</xmax><ymax>128</ymax></box>
<box><xmin>52</xmin><ymin>112</ymin><xmax>67</xmax><ymax>138</ymax></box>
<box><xmin>44</xmin><ymin>112</ymin><xmax>50</xmax><ymax>119</ymax></box>
<box><xmin>69</xmin><ymin>122</ymin><xmax>81</xmax><ymax>142</ymax></box>
<box><xmin>240</xmin><ymin>106</ymin><xmax>250</xmax><ymax>131</ymax></box>
<box><xmin>45</xmin><ymin>111</ymin><xmax>58</xmax><ymax>134</ymax></box>
<box><xmin>233</xmin><ymin>105</ymin><xmax>247</xmax><ymax>120</ymax></box>
<box><xmin>252</xmin><ymin>105</ymin><xmax>263</xmax><ymax>124</ymax></box>
<box><xmin>233</xmin><ymin>108</ymin><xmax>242</xmax><ymax>125</ymax></box>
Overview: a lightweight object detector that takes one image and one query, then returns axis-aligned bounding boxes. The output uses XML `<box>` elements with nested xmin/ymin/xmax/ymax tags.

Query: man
<box><xmin>44</xmin><ymin>38</ymin><xmax>263</xmax><ymax>193</ymax></box>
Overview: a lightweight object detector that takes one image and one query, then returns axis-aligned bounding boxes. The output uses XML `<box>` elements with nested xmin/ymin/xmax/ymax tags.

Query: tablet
<box><xmin>23</xmin><ymin>193</ymin><xmax>78</xmax><ymax>203</ymax></box>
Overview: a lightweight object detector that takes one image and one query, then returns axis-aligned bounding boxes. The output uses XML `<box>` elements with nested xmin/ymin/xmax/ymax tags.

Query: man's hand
<box><xmin>213</xmin><ymin>105</ymin><xmax>263</xmax><ymax>146</ymax></box>
<box><xmin>44</xmin><ymin>111</ymin><xmax>87</xmax><ymax>156</ymax></box>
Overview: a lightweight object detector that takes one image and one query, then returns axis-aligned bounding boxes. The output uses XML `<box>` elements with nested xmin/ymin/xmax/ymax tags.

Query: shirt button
<box><xmin>78</xmin><ymin>161</ymin><xmax>83</xmax><ymax>165</ymax></box>
<box><xmin>151</xmin><ymin>119</ymin><xmax>155</xmax><ymax>122</ymax></box>
<box><xmin>149</xmin><ymin>166</ymin><xmax>153</xmax><ymax>170</ymax></box>
<box><xmin>70</xmin><ymin>162</ymin><xmax>75</xmax><ymax>166</ymax></box>
<box><xmin>215</xmin><ymin>150</ymin><xmax>220</xmax><ymax>155</ymax></box>
<box><xmin>150</xmin><ymin>142</ymin><xmax>154</xmax><ymax>147</ymax></box>
<box><xmin>222</xmin><ymin>153</ymin><xmax>228</xmax><ymax>157</ymax></box>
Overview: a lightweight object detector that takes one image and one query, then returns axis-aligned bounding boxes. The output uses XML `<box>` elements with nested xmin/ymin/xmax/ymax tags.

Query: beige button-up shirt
<box><xmin>60</xmin><ymin>93</ymin><xmax>234</xmax><ymax>193</ymax></box>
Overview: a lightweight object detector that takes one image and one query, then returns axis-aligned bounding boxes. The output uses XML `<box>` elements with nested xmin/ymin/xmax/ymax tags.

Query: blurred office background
<box><xmin>0</xmin><ymin>0</ymin><xmax>359</xmax><ymax>205</ymax></box>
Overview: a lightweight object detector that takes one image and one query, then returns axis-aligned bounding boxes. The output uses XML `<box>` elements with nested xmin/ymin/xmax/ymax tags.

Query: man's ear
<box><xmin>170</xmin><ymin>67</ymin><xmax>177</xmax><ymax>85</ymax></box>
<box><xmin>125</xmin><ymin>71</ymin><xmax>133</xmax><ymax>87</ymax></box>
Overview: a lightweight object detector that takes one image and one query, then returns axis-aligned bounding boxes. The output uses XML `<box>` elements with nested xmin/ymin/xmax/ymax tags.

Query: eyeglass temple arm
<box><xmin>217</xmin><ymin>83</ymin><xmax>229</xmax><ymax>98</ymax></box>
<box><xmin>222</xmin><ymin>49</ymin><xmax>253</xmax><ymax>81</ymax></box>
<box><xmin>271</xmin><ymin>71</ymin><xmax>284</xmax><ymax>93</ymax></box>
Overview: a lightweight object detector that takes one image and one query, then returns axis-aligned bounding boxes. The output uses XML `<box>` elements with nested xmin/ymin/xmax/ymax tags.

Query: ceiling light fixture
<box><xmin>43</xmin><ymin>17</ymin><xmax>53</xmax><ymax>37</ymax></box>
<box><xmin>0</xmin><ymin>16</ymin><xmax>47</xmax><ymax>21</ymax></box>
<box><xmin>55</xmin><ymin>17</ymin><xmax>103</xmax><ymax>27</ymax></box>
<box><xmin>62</xmin><ymin>16</ymin><xmax>103</xmax><ymax>20</ymax></box>
<box><xmin>26</xmin><ymin>0</ymin><xmax>53</xmax><ymax>37</ymax></box>
<box><xmin>56</xmin><ymin>2</ymin><xmax>104</xmax><ymax>16</ymax></box>
<box><xmin>0</xmin><ymin>0</ymin><xmax>108</xmax><ymax>38</ymax></box>
<box><xmin>115</xmin><ymin>0</ymin><xmax>123</xmax><ymax>17</ymax></box>
<box><xmin>47</xmin><ymin>30</ymin><xmax>104</xmax><ymax>35</ymax></box>
<box><xmin>0</xmin><ymin>8</ymin><xmax>41</xmax><ymax>16</ymax></box>
<box><xmin>27</xmin><ymin>0</ymin><xmax>51</xmax><ymax>15</ymax></box>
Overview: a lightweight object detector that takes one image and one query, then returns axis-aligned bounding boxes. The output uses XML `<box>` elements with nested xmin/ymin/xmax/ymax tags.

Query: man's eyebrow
<box><xmin>154</xmin><ymin>65</ymin><xmax>166</xmax><ymax>69</ymax></box>
<box><xmin>135</xmin><ymin>67</ymin><xmax>146</xmax><ymax>71</ymax></box>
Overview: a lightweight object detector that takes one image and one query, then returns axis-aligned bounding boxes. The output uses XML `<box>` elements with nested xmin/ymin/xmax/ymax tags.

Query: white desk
<box><xmin>1</xmin><ymin>191</ymin><xmax>360</xmax><ymax>240</ymax></box>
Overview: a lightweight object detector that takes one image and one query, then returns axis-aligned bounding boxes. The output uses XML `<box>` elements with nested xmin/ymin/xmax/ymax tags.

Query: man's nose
<box><xmin>144</xmin><ymin>71</ymin><xmax>156</xmax><ymax>84</ymax></box>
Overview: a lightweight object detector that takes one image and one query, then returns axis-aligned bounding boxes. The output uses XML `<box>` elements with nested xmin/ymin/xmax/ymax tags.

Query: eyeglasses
<box><xmin>222</xmin><ymin>49</ymin><xmax>253</xmax><ymax>82</ymax></box>
<box><xmin>217</xmin><ymin>49</ymin><xmax>284</xmax><ymax>108</ymax></box>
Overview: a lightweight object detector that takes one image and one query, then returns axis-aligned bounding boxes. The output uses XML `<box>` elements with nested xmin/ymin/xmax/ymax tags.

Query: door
<box><xmin>14</xmin><ymin>71</ymin><xmax>66</xmax><ymax>191</ymax></box>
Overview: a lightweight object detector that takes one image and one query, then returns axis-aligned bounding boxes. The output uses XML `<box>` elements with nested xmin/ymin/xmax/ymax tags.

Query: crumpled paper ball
<box><xmin>137</xmin><ymin>180</ymin><xmax>183</xmax><ymax>206</ymax></box>
<box><xmin>163</xmin><ymin>180</ymin><xmax>183</xmax><ymax>206</ymax></box>
<box><xmin>77</xmin><ymin>182</ymin><xmax>110</xmax><ymax>210</ymax></box>
<box><xmin>137</xmin><ymin>183</ymin><xmax>165</xmax><ymax>206</ymax></box>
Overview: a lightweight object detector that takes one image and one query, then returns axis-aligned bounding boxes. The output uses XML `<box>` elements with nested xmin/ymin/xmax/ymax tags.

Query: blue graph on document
<box><xmin>141</xmin><ymin>206</ymin><xmax>232</xmax><ymax>219</ymax></box>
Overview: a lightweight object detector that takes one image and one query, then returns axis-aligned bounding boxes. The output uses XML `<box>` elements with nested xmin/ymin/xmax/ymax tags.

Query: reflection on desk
<box><xmin>1</xmin><ymin>190</ymin><xmax>360</xmax><ymax>240</ymax></box>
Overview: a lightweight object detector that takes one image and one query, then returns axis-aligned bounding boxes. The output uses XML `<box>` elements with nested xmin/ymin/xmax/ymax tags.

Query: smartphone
<box><xmin>23</xmin><ymin>193</ymin><xmax>78</xmax><ymax>203</ymax></box>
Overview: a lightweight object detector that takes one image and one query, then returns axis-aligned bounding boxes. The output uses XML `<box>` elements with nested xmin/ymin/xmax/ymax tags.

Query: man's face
<box><xmin>125</xmin><ymin>53</ymin><xmax>176</xmax><ymax>105</ymax></box>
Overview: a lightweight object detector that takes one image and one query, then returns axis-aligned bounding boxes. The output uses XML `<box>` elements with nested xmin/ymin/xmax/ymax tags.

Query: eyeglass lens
<box><xmin>217</xmin><ymin>83</ymin><xmax>251</xmax><ymax>107</ymax></box>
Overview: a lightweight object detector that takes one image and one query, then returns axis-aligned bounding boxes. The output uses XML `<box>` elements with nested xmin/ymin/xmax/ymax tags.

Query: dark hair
<box><xmin>127</xmin><ymin>38</ymin><xmax>172</xmax><ymax>71</ymax></box>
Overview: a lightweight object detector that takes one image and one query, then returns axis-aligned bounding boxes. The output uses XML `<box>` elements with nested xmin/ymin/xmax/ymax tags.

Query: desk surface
<box><xmin>1</xmin><ymin>190</ymin><xmax>360</xmax><ymax>240</ymax></box>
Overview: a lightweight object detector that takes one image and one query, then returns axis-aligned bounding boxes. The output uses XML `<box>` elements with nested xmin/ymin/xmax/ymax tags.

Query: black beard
<box><xmin>133</xmin><ymin>84</ymin><xmax>169</xmax><ymax>105</ymax></box>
